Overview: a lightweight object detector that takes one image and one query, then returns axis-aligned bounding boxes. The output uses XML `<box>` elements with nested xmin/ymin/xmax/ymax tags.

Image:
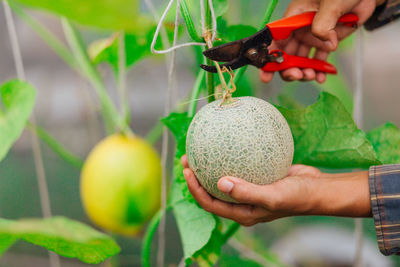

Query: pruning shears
<box><xmin>200</xmin><ymin>12</ymin><xmax>359</xmax><ymax>74</ymax></box>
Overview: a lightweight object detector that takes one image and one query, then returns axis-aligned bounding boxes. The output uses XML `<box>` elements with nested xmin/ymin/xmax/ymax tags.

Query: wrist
<box><xmin>310</xmin><ymin>171</ymin><xmax>372</xmax><ymax>217</ymax></box>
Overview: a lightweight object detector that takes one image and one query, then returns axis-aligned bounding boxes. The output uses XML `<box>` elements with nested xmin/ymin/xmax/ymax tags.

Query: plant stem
<box><xmin>9</xmin><ymin>2</ymin><xmax>77</xmax><ymax>70</ymax></box>
<box><xmin>180</xmin><ymin>0</ymin><xmax>203</xmax><ymax>42</ymax></box>
<box><xmin>206</xmin><ymin>59</ymin><xmax>214</xmax><ymax>102</ymax></box>
<box><xmin>141</xmin><ymin>208</ymin><xmax>170</xmax><ymax>267</ymax></box>
<box><xmin>188</xmin><ymin>71</ymin><xmax>205</xmax><ymax>117</ymax></box>
<box><xmin>263</xmin><ymin>0</ymin><xmax>278</xmax><ymax>25</ymax></box>
<box><xmin>204</xmin><ymin>0</ymin><xmax>215</xmax><ymax>103</ymax></box>
<box><xmin>61</xmin><ymin>18</ymin><xmax>123</xmax><ymax>134</ymax></box>
<box><xmin>27</xmin><ymin>123</ymin><xmax>84</xmax><ymax>169</ymax></box>
<box><xmin>117</xmin><ymin>31</ymin><xmax>131</xmax><ymax>135</ymax></box>
<box><xmin>146</xmin><ymin>121</ymin><xmax>164</xmax><ymax>145</ymax></box>
<box><xmin>221</xmin><ymin>222</ymin><xmax>240</xmax><ymax>244</ymax></box>
<box><xmin>228</xmin><ymin>238</ymin><xmax>280</xmax><ymax>267</ymax></box>
<box><xmin>2</xmin><ymin>1</ymin><xmax>60</xmax><ymax>266</ymax></box>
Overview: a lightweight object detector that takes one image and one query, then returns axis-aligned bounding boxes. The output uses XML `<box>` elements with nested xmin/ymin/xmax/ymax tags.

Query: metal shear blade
<box><xmin>201</xmin><ymin>27</ymin><xmax>272</xmax><ymax>72</ymax></box>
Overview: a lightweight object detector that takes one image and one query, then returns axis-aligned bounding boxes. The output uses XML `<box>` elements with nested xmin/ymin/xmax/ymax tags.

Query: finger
<box><xmin>280</xmin><ymin>68</ymin><xmax>304</xmax><ymax>81</ymax></box>
<box><xmin>312</xmin><ymin>0</ymin><xmax>360</xmax><ymax>49</ymax></box>
<box><xmin>259</xmin><ymin>70</ymin><xmax>275</xmax><ymax>83</ymax></box>
<box><xmin>302</xmin><ymin>68</ymin><xmax>316</xmax><ymax>81</ymax></box>
<box><xmin>316</xmin><ymin>72</ymin><xmax>327</xmax><ymax>84</ymax></box>
<box><xmin>293</xmin><ymin>29</ymin><xmax>336</xmax><ymax>52</ymax></box>
<box><xmin>296</xmin><ymin>44</ymin><xmax>316</xmax><ymax>81</ymax></box>
<box><xmin>284</xmin><ymin>0</ymin><xmax>319</xmax><ymax>17</ymax></box>
<box><xmin>313</xmin><ymin>49</ymin><xmax>329</xmax><ymax>83</ymax></box>
<box><xmin>181</xmin><ymin>155</ymin><xmax>189</xmax><ymax>168</ymax></box>
<box><xmin>297</xmin><ymin>44</ymin><xmax>311</xmax><ymax>58</ymax></box>
<box><xmin>312</xmin><ymin>0</ymin><xmax>343</xmax><ymax>43</ymax></box>
<box><xmin>183</xmin><ymin>169</ymin><xmax>267</xmax><ymax>223</ymax></box>
<box><xmin>217</xmin><ymin>176</ymin><xmax>270</xmax><ymax>206</ymax></box>
<box><xmin>283</xmin><ymin>38</ymin><xmax>300</xmax><ymax>55</ymax></box>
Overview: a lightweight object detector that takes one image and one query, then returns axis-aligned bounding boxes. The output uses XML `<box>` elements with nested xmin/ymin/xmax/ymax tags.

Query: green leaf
<box><xmin>277</xmin><ymin>92</ymin><xmax>380</xmax><ymax>168</ymax></box>
<box><xmin>10</xmin><ymin>2</ymin><xmax>77</xmax><ymax>70</ymax></box>
<box><xmin>61</xmin><ymin>19</ymin><xmax>123</xmax><ymax>134</ymax></box>
<box><xmin>161</xmin><ymin>112</ymin><xmax>193</xmax><ymax>159</ymax></box>
<box><xmin>314</xmin><ymin>56</ymin><xmax>353</xmax><ymax>114</ymax></box>
<box><xmin>232</xmin><ymin>71</ymin><xmax>254</xmax><ymax>97</ymax></box>
<box><xmin>0</xmin><ymin>216</ymin><xmax>120</xmax><ymax>264</ymax></box>
<box><xmin>14</xmin><ymin>0</ymin><xmax>153</xmax><ymax>32</ymax></box>
<box><xmin>276</xmin><ymin>93</ymin><xmax>304</xmax><ymax>110</ymax></box>
<box><xmin>181</xmin><ymin>0</ymin><xmax>203</xmax><ymax>42</ymax></box>
<box><xmin>173</xmin><ymin>186</ymin><xmax>217</xmax><ymax>266</ymax></box>
<box><xmin>169</xmin><ymin>159</ymin><xmax>225</xmax><ymax>267</ymax></box>
<box><xmin>0</xmin><ymin>219</ymin><xmax>17</xmax><ymax>255</ymax></box>
<box><xmin>163</xmin><ymin>111</ymin><xmax>227</xmax><ymax>266</ymax></box>
<box><xmin>224</xmin><ymin>25</ymin><xmax>257</xmax><ymax>41</ymax></box>
<box><xmin>89</xmin><ymin>25</ymin><xmax>174</xmax><ymax>73</ymax></box>
<box><xmin>28</xmin><ymin>123</ymin><xmax>84</xmax><ymax>169</ymax></box>
<box><xmin>216</xmin><ymin>21</ymin><xmax>257</xmax><ymax>44</ymax></box>
<box><xmin>213</xmin><ymin>0</ymin><xmax>228</xmax><ymax>18</ymax></box>
<box><xmin>194</xmin><ymin>220</ymin><xmax>224</xmax><ymax>267</ymax></box>
<box><xmin>0</xmin><ymin>80</ymin><xmax>35</xmax><ymax>162</ymax></box>
<box><xmin>219</xmin><ymin>254</ymin><xmax>263</xmax><ymax>267</ymax></box>
<box><xmin>367</xmin><ymin>123</ymin><xmax>400</xmax><ymax>164</ymax></box>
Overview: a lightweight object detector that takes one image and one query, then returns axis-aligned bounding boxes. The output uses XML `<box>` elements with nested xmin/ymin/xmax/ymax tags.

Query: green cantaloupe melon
<box><xmin>186</xmin><ymin>96</ymin><xmax>294</xmax><ymax>202</ymax></box>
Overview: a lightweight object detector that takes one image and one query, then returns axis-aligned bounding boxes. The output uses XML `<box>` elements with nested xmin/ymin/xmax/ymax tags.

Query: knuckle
<box><xmin>268</xmin><ymin>194</ymin><xmax>283</xmax><ymax>211</ymax></box>
<box><xmin>238</xmin><ymin>215</ymin><xmax>257</xmax><ymax>227</ymax></box>
<box><xmin>311</xmin><ymin>24</ymin><xmax>327</xmax><ymax>39</ymax></box>
<box><xmin>240</xmin><ymin>220</ymin><xmax>256</xmax><ymax>227</ymax></box>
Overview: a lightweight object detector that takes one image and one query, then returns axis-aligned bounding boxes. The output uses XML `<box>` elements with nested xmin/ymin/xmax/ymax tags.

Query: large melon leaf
<box><xmin>314</xmin><ymin>56</ymin><xmax>354</xmax><ymax>114</ymax></box>
<box><xmin>367</xmin><ymin>122</ymin><xmax>400</xmax><ymax>164</ymax></box>
<box><xmin>0</xmin><ymin>216</ymin><xmax>120</xmax><ymax>264</ymax></box>
<box><xmin>277</xmin><ymin>92</ymin><xmax>380</xmax><ymax>168</ymax></box>
<box><xmin>0</xmin><ymin>80</ymin><xmax>36</xmax><ymax>163</ymax></box>
<box><xmin>171</xmin><ymin>177</ymin><xmax>217</xmax><ymax>266</ymax></box>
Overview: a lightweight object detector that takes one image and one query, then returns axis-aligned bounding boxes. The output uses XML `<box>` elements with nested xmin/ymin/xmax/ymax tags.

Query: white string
<box><xmin>199</xmin><ymin>0</ymin><xmax>216</xmax><ymax>41</ymax></box>
<box><xmin>200</xmin><ymin>0</ymin><xmax>205</xmax><ymax>32</ymax></box>
<box><xmin>150</xmin><ymin>0</ymin><xmax>206</xmax><ymax>54</ymax></box>
<box><xmin>157</xmin><ymin>0</ymin><xmax>182</xmax><ymax>266</ymax></box>
<box><xmin>207</xmin><ymin>0</ymin><xmax>217</xmax><ymax>41</ymax></box>
<box><xmin>353</xmin><ymin>29</ymin><xmax>364</xmax><ymax>267</ymax></box>
<box><xmin>2</xmin><ymin>1</ymin><xmax>60</xmax><ymax>267</ymax></box>
<box><xmin>3</xmin><ymin>1</ymin><xmax>25</xmax><ymax>80</ymax></box>
<box><xmin>143</xmin><ymin>0</ymin><xmax>171</xmax><ymax>60</ymax></box>
<box><xmin>149</xmin><ymin>0</ymin><xmax>217</xmax><ymax>265</ymax></box>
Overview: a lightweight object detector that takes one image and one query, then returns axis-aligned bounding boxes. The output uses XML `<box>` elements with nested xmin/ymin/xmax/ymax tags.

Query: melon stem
<box><xmin>203</xmin><ymin>31</ymin><xmax>232</xmax><ymax>103</ymax></box>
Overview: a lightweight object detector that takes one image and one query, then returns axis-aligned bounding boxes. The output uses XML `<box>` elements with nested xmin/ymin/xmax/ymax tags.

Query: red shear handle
<box><xmin>267</xmin><ymin>12</ymin><xmax>359</xmax><ymax>40</ymax></box>
<box><xmin>262</xmin><ymin>50</ymin><xmax>337</xmax><ymax>74</ymax></box>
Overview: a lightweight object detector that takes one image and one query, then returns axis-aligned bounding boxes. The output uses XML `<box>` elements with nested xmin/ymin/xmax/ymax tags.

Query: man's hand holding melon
<box><xmin>182</xmin><ymin>156</ymin><xmax>371</xmax><ymax>226</ymax></box>
<box><xmin>182</xmin><ymin>96</ymin><xmax>371</xmax><ymax>225</ymax></box>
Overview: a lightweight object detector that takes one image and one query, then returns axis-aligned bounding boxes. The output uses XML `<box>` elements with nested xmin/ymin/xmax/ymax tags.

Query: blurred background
<box><xmin>0</xmin><ymin>0</ymin><xmax>399</xmax><ymax>266</ymax></box>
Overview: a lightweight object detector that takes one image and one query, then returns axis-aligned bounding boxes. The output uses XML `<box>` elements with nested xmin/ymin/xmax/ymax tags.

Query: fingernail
<box><xmin>326</xmin><ymin>40</ymin><xmax>336</xmax><ymax>51</ymax></box>
<box><xmin>219</xmin><ymin>179</ymin><xmax>234</xmax><ymax>193</ymax></box>
<box><xmin>183</xmin><ymin>169</ymin><xmax>190</xmax><ymax>177</ymax></box>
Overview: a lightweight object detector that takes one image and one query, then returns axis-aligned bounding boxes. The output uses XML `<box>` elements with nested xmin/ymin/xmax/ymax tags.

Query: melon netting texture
<box><xmin>186</xmin><ymin>96</ymin><xmax>294</xmax><ymax>202</ymax></box>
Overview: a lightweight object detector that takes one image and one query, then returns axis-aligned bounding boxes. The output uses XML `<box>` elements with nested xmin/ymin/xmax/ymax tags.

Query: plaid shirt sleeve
<box><xmin>369</xmin><ymin>164</ymin><xmax>400</xmax><ymax>255</ymax></box>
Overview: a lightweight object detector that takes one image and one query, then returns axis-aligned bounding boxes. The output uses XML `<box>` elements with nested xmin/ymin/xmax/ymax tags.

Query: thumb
<box><xmin>311</xmin><ymin>0</ymin><xmax>353</xmax><ymax>50</ymax></box>
<box><xmin>217</xmin><ymin>177</ymin><xmax>268</xmax><ymax>205</ymax></box>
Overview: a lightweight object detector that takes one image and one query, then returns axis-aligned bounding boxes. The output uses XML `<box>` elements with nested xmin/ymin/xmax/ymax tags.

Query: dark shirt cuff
<box><xmin>369</xmin><ymin>164</ymin><xmax>400</xmax><ymax>256</ymax></box>
<box><xmin>365</xmin><ymin>0</ymin><xmax>400</xmax><ymax>30</ymax></box>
